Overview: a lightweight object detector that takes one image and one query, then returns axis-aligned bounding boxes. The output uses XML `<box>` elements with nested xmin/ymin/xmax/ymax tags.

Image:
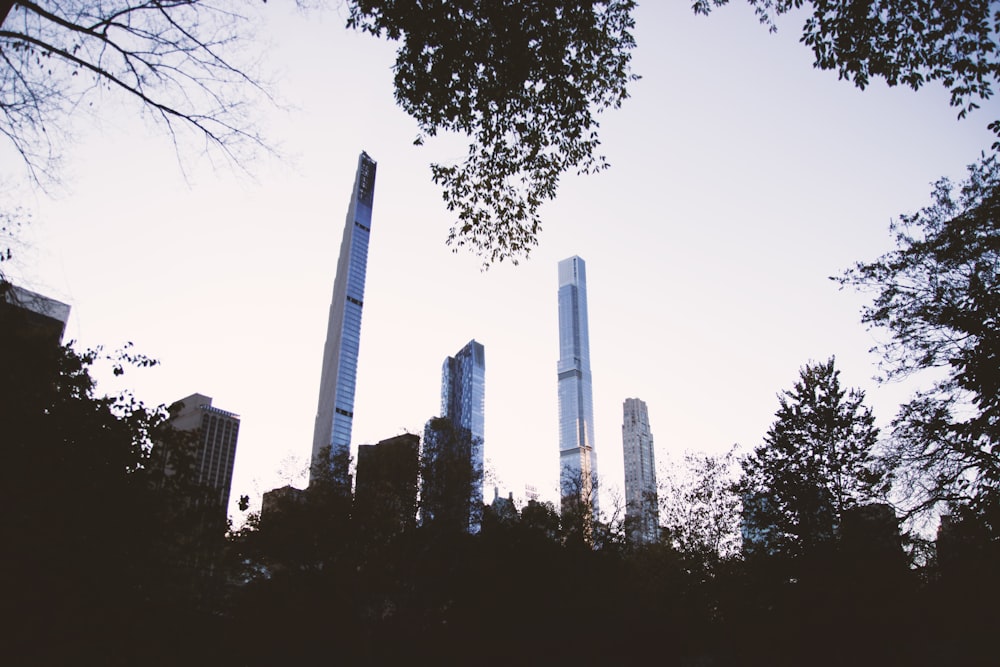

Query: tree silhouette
<box><xmin>420</xmin><ymin>417</ymin><xmax>483</xmax><ymax>534</ymax></box>
<box><xmin>694</xmin><ymin>0</ymin><xmax>1000</xmax><ymax>141</ymax></box>
<box><xmin>740</xmin><ymin>357</ymin><xmax>890</xmax><ymax>557</ymax></box>
<box><xmin>0</xmin><ymin>0</ymin><xmax>269</xmax><ymax>185</ymax></box>
<box><xmin>659</xmin><ymin>446</ymin><xmax>741</xmax><ymax>562</ymax></box>
<box><xmin>0</xmin><ymin>298</ymin><xmax>218</xmax><ymax>662</ymax></box>
<box><xmin>346</xmin><ymin>0</ymin><xmax>638</xmax><ymax>266</ymax></box>
<box><xmin>840</xmin><ymin>155</ymin><xmax>1000</xmax><ymax>519</ymax></box>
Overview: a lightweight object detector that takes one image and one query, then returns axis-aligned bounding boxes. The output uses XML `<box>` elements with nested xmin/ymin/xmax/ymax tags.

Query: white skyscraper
<box><xmin>311</xmin><ymin>151</ymin><xmax>376</xmax><ymax>484</ymax></box>
<box><xmin>557</xmin><ymin>256</ymin><xmax>598</xmax><ymax>518</ymax></box>
<box><xmin>622</xmin><ymin>397</ymin><xmax>658</xmax><ymax>545</ymax></box>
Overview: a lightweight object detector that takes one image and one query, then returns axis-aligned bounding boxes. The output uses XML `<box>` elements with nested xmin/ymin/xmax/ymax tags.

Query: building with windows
<box><xmin>622</xmin><ymin>398</ymin><xmax>659</xmax><ymax>545</ymax></box>
<box><xmin>557</xmin><ymin>256</ymin><xmax>598</xmax><ymax>518</ymax></box>
<box><xmin>421</xmin><ymin>339</ymin><xmax>486</xmax><ymax>533</ymax></box>
<box><xmin>161</xmin><ymin>393</ymin><xmax>241</xmax><ymax>524</ymax></box>
<box><xmin>311</xmin><ymin>151</ymin><xmax>377</xmax><ymax>485</ymax></box>
<box><xmin>442</xmin><ymin>338</ymin><xmax>485</xmax><ymax>520</ymax></box>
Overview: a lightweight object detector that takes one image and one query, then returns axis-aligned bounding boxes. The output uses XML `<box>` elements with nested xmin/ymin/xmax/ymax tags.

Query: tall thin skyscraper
<box><xmin>622</xmin><ymin>397</ymin><xmax>659</xmax><ymax>545</ymax></box>
<box><xmin>311</xmin><ymin>151</ymin><xmax>376</xmax><ymax>483</ymax></box>
<box><xmin>438</xmin><ymin>339</ymin><xmax>485</xmax><ymax>532</ymax></box>
<box><xmin>557</xmin><ymin>256</ymin><xmax>598</xmax><ymax>517</ymax></box>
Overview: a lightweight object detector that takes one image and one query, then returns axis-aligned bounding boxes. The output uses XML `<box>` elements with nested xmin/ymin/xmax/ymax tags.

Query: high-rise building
<box><xmin>428</xmin><ymin>339</ymin><xmax>486</xmax><ymax>532</ymax></box>
<box><xmin>421</xmin><ymin>340</ymin><xmax>486</xmax><ymax>533</ymax></box>
<box><xmin>420</xmin><ymin>416</ymin><xmax>480</xmax><ymax>532</ymax></box>
<box><xmin>557</xmin><ymin>256</ymin><xmax>599</xmax><ymax>518</ymax></box>
<box><xmin>1</xmin><ymin>283</ymin><xmax>71</xmax><ymax>344</ymax></box>
<box><xmin>311</xmin><ymin>151</ymin><xmax>377</xmax><ymax>484</ymax></box>
<box><xmin>354</xmin><ymin>433</ymin><xmax>420</xmax><ymax>540</ymax></box>
<box><xmin>161</xmin><ymin>393</ymin><xmax>241</xmax><ymax>524</ymax></box>
<box><xmin>622</xmin><ymin>397</ymin><xmax>658</xmax><ymax>545</ymax></box>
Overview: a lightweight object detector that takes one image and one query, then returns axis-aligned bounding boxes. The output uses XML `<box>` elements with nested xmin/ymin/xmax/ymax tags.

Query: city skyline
<box><xmin>557</xmin><ymin>256</ymin><xmax>599</xmax><ymax>517</ymax></box>
<box><xmin>311</xmin><ymin>151</ymin><xmax>377</xmax><ymax>484</ymax></box>
<box><xmin>9</xmin><ymin>3</ymin><xmax>997</xmax><ymax>522</ymax></box>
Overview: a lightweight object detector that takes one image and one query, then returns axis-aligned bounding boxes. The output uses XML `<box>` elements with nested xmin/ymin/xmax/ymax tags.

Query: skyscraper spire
<box><xmin>557</xmin><ymin>255</ymin><xmax>599</xmax><ymax>519</ymax></box>
<box><xmin>311</xmin><ymin>151</ymin><xmax>377</xmax><ymax>485</ymax></box>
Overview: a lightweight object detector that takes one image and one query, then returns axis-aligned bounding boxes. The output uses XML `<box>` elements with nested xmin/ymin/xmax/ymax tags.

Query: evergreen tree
<box><xmin>740</xmin><ymin>358</ymin><xmax>889</xmax><ymax>557</ymax></box>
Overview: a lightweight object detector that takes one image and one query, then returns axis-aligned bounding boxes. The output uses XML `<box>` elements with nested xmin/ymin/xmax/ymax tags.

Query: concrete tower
<box><xmin>622</xmin><ymin>397</ymin><xmax>658</xmax><ymax>545</ymax></box>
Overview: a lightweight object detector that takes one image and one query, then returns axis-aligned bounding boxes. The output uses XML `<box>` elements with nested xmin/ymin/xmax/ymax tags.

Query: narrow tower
<box><xmin>622</xmin><ymin>397</ymin><xmax>659</xmax><ymax>545</ymax></box>
<box><xmin>557</xmin><ymin>256</ymin><xmax>598</xmax><ymax>518</ymax></box>
<box><xmin>311</xmin><ymin>151</ymin><xmax>377</xmax><ymax>484</ymax></box>
<box><xmin>440</xmin><ymin>339</ymin><xmax>486</xmax><ymax>532</ymax></box>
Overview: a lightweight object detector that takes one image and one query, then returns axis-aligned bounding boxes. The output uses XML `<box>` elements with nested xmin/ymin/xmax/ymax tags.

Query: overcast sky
<box><xmin>6</xmin><ymin>3</ymin><xmax>997</xmax><ymax>520</ymax></box>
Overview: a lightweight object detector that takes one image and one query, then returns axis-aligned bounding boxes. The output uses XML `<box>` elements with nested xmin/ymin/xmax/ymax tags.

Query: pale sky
<box><xmin>5</xmin><ymin>3</ymin><xmax>996</xmax><ymax>522</ymax></box>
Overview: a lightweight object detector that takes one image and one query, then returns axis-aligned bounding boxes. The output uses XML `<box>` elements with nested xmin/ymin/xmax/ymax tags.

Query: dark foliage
<box><xmin>346</xmin><ymin>0</ymin><xmax>638</xmax><ymax>266</ymax></box>
<box><xmin>420</xmin><ymin>416</ymin><xmax>483</xmax><ymax>533</ymax></box>
<box><xmin>694</xmin><ymin>0</ymin><xmax>1000</xmax><ymax>138</ymax></box>
<box><xmin>740</xmin><ymin>358</ymin><xmax>890</xmax><ymax>557</ymax></box>
<box><xmin>840</xmin><ymin>155</ymin><xmax>1000</xmax><ymax>517</ymax></box>
<box><xmin>0</xmin><ymin>1</ymin><xmax>267</xmax><ymax>185</ymax></box>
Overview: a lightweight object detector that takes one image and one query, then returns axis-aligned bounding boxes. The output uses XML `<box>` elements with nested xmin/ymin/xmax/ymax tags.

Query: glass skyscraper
<box><xmin>622</xmin><ymin>397</ymin><xmax>659</xmax><ymax>545</ymax></box>
<box><xmin>439</xmin><ymin>339</ymin><xmax>486</xmax><ymax>532</ymax></box>
<box><xmin>311</xmin><ymin>151</ymin><xmax>376</xmax><ymax>483</ymax></box>
<box><xmin>557</xmin><ymin>256</ymin><xmax>599</xmax><ymax>516</ymax></box>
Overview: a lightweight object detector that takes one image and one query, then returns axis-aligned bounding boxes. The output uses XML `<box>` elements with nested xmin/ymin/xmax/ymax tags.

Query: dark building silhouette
<box><xmin>1</xmin><ymin>283</ymin><xmax>71</xmax><ymax>344</ymax></box>
<box><xmin>261</xmin><ymin>484</ymin><xmax>307</xmax><ymax>527</ymax></box>
<box><xmin>839</xmin><ymin>503</ymin><xmax>904</xmax><ymax>566</ymax></box>
<box><xmin>936</xmin><ymin>510</ymin><xmax>996</xmax><ymax>580</ymax></box>
<box><xmin>354</xmin><ymin>433</ymin><xmax>419</xmax><ymax>540</ymax></box>
<box><xmin>420</xmin><ymin>417</ymin><xmax>479</xmax><ymax>532</ymax></box>
<box><xmin>488</xmin><ymin>487</ymin><xmax>518</xmax><ymax>527</ymax></box>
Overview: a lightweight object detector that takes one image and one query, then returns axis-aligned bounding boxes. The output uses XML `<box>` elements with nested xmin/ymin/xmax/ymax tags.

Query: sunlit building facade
<box><xmin>622</xmin><ymin>397</ymin><xmax>658</xmax><ymax>545</ymax></box>
<box><xmin>557</xmin><ymin>256</ymin><xmax>599</xmax><ymax>517</ymax></box>
<box><xmin>311</xmin><ymin>151</ymin><xmax>376</xmax><ymax>484</ymax></box>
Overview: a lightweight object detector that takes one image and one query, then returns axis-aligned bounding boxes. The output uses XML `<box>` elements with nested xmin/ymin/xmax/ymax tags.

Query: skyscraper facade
<box><xmin>420</xmin><ymin>417</ymin><xmax>479</xmax><ymax>532</ymax></box>
<box><xmin>311</xmin><ymin>151</ymin><xmax>376</xmax><ymax>484</ymax></box>
<box><xmin>557</xmin><ymin>256</ymin><xmax>598</xmax><ymax>517</ymax></box>
<box><xmin>438</xmin><ymin>339</ymin><xmax>485</xmax><ymax>532</ymax></box>
<box><xmin>163</xmin><ymin>393</ymin><xmax>241</xmax><ymax>523</ymax></box>
<box><xmin>622</xmin><ymin>397</ymin><xmax>659</xmax><ymax>545</ymax></box>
